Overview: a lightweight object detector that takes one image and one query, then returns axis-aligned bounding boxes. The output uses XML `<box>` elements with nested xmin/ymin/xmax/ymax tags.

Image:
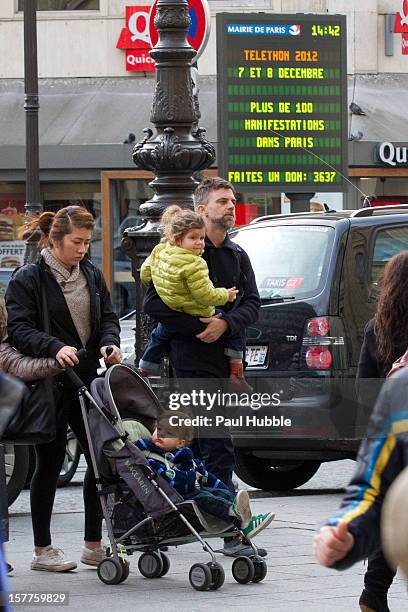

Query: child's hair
<box><xmin>156</xmin><ymin>410</ymin><xmax>194</xmax><ymax>445</ymax></box>
<box><xmin>22</xmin><ymin>206</ymin><xmax>95</xmax><ymax>249</ymax></box>
<box><xmin>160</xmin><ymin>205</ymin><xmax>205</xmax><ymax>244</ymax></box>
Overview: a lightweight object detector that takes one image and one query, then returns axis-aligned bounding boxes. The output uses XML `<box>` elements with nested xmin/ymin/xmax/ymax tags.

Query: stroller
<box><xmin>66</xmin><ymin>360</ymin><xmax>268</xmax><ymax>591</ymax></box>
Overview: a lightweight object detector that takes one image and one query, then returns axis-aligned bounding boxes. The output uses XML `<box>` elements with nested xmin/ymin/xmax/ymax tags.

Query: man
<box><xmin>313</xmin><ymin>367</ymin><xmax>408</xmax><ymax>611</ymax></box>
<box><xmin>143</xmin><ymin>177</ymin><xmax>263</xmax><ymax>556</ymax></box>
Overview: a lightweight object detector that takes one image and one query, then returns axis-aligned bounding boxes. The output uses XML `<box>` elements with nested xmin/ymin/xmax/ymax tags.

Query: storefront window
<box><xmin>0</xmin><ymin>180</ymin><xmax>102</xmax><ymax>300</ymax></box>
<box><xmin>18</xmin><ymin>0</ymin><xmax>99</xmax><ymax>10</ymax></box>
<box><xmin>359</xmin><ymin>177</ymin><xmax>408</xmax><ymax>206</ymax></box>
<box><xmin>111</xmin><ymin>179</ymin><xmax>154</xmax><ymax>317</ymax></box>
<box><xmin>0</xmin><ymin>184</ymin><xmax>26</xmax><ymax>300</ymax></box>
<box><xmin>232</xmin><ymin>191</ymin><xmax>344</xmax><ymax>220</ymax></box>
<box><xmin>235</xmin><ymin>192</ymin><xmax>280</xmax><ymax>224</ymax></box>
<box><xmin>42</xmin><ymin>181</ymin><xmax>102</xmax><ymax>277</ymax></box>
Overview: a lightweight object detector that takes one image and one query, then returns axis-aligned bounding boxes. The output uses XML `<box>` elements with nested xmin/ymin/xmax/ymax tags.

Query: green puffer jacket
<box><xmin>140</xmin><ymin>241</ymin><xmax>229</xmax><ymax>317</ymax></box>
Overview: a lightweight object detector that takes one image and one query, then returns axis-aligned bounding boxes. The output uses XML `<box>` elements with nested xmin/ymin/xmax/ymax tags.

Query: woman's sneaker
<box><xmin>242</xmin><ymin>512</ymin><xmax>275</xmax><ymax>540</ymax></box>
<box><xmin>230</xmin><ymin>490</ymin><xmax>252</xmax><ymax>527</ymax></box>
<box><xmin>80</xmin><ymin>544</ymin><xmax>107</xmax><ymax>567</ymax></box>
<box><xmin>31</xmin><ymin>546</ymin><xmax>77</xmax><ymax>572</ymax></box>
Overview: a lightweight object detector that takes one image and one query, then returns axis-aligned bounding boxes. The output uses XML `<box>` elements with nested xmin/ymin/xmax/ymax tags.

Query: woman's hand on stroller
<box><xmin>100</xmin><ymin>345</ymin><xmax>121</xmax><ymax>365</ymax></box>
<box><xmin>56</xmin><ymin>345</ymin><xmax>80</xmax><ymax>368</ymax></box>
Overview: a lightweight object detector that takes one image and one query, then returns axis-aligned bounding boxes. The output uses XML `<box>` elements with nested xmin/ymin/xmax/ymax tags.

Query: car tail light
<box><xmin>305</xmin><ymin>346</ymin><xmax>332</xmax><ymax>369</ymax></box>
<box><xmin>303</xmin><ymin>316</ymin><xmax>345</xmax><ymax>370</ymax></box>
<box><xmin>307</xmin><ymin>317</ymin><xmax>330</xmax><ymax>337</ymax></box>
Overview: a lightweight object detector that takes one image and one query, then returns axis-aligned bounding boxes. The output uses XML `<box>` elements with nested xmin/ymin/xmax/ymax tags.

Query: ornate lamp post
<box><xmin>123</xmin><ymin>0</ymin><xmax>215</xmax><ymax>362</ymax></box>
<box><xmin>24</xmin><ymin>0</ymin><xmax>42</xmax><ymax>263</ymax></box>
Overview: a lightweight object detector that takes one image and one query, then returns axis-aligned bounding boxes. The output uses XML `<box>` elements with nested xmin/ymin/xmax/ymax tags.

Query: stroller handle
<box><xmin>64</xmin><ymin>348</ymin><xmax>88</xmax><ymax>389</ymax></box>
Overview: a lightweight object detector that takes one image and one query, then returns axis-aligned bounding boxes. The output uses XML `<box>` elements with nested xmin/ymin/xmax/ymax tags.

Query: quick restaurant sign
<box><xmin>376</xmin><ymin>142</ymin><xmax>408</xmax><ymax>167</ymax></box>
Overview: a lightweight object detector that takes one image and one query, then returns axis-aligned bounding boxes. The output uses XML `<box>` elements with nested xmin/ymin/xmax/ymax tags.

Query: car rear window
<box><xmin>231</xmin><ymin>224</ymin><xmax>335</xmax><ymax>299</ymax></box>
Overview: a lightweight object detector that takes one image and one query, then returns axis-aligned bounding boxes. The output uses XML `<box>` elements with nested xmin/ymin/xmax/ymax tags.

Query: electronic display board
<box><xmin>216</xmin><ymin>13</ymin><xmax>348</xmax><ymax>192</ymax></box>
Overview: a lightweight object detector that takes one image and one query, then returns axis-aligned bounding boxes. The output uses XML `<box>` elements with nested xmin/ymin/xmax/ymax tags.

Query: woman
<box><xmin>354</xmin><ymin>251</ymin><xmax>408</xmax><ymax>612</ymax></box>
<box><xmin>5</xmin><ymin>206</ymin><xmax>121</xmax><ymax>572</ymax></box>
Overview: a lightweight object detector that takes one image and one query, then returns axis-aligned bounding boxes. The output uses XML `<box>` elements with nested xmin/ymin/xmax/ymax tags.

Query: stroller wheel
<box><xmin>118</xmin><ymin>559</ymin><xmax>130</xmax><ymax>583</ymax></box>
<box><xmin>251</xmin><ymin>556</ymin><xmax>267</xmax><ymax>583</ymax></box>
<box><xmin>158</xmin><ymin>552</ymin><xmax>170</xmax><ymax>577</ymax></box>
<box><xmin>207</xmin><ymin>562</ymin><xmax>225</xmax><ymax>590</ymax></box>
<box><xmin>138</xmin><ymin>552</ymin><xmax>163</xmax><ymax>579</ymax></box>
<box><xmin>189</xmin><ymin>563</ymin><xmax>212</xmax><ymax>591</ymax></box>
<box><xmin>97</xmin><ymin>558</ymin><xmax>124</xmax><ymax>585</ymax></box>
<box><xmin>231</xmin><ymin>556</ymin><xmax>255</xmax><ymax>584</ymax></box>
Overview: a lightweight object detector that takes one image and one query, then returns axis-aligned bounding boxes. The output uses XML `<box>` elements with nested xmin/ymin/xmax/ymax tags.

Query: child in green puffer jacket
<box><xmin>139</xmin><ymin>205</ymin><xmax>248</xmax><ymax>387</ymax></box>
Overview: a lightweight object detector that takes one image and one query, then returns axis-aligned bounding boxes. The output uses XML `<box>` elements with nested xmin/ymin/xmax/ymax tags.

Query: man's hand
<box><xmin>313</xmin><ymin>521</ymin><xmax>354</xmax><ymax>567</ymax></box>
<box><xmin>100</xmin><ymin>345</ymin><xmax>122</xmax><ymax>364</ymax></box>
<box><xmin>56</xmin><ymin>345</ymin><xmax>79</xmax><ymax>368</ymax></box>
<box><xmin>196</xmin><ymin>316</ymin><xmax>229</xmax><ymax>343</ymax></box>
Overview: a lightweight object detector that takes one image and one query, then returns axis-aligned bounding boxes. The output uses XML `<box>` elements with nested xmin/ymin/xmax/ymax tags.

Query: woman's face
<box><xmin>51</xmin><ymin>226</ymin><xmax>92</xmax><ymax>268</ymax></box>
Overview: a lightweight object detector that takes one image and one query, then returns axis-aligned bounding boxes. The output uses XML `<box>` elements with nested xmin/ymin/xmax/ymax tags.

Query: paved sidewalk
<box><xmin>5</xmin><ymin>488</ymin><xmax>407</xmax><ymax>612</ymax></box>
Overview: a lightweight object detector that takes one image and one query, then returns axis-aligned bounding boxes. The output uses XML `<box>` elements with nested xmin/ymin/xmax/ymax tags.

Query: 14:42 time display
<box><xmin>312</xmin><ymin>24</ymin><xmax>340</xmax><ymax>37</ymax></box>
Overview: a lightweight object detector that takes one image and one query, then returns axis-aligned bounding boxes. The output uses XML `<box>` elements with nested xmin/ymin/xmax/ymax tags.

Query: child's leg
<box><xmin>184</xmin><ymin>488</ymin><xmax>252</xmax><ymax>528</ymax></box>
<box><xmin>224</xmin><ymin>332</ymin><xmax>252</xmax><ymax>390</ymax></box>
<box><xmin>139</xmin><ymin>323</ymin><xmax>173</xmax><ymax>374</ymax></box>
<box><xmin>184</xmin><ymin>488</ymin><xmax>236</xmax><ymax>524</ymax></box>
<box><xmin>224</xmin><ymin>334</ymin><xmax>243</xmax><ymax>362</ymax></box>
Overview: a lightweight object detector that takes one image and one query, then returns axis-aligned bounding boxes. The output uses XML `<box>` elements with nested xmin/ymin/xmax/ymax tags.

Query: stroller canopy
<box><xmin>91</xmin><ymin>364</ymin><xmax>162</xmax><ymax>433</ymax></box>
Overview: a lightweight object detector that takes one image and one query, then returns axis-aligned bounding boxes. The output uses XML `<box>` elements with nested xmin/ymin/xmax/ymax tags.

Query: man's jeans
<box><xmin>175</xmin><ymin>369</ymin><xmax>236</xmax><ymax>492</ymax></box>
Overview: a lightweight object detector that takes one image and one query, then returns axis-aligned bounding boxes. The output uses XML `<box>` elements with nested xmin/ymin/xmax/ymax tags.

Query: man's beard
<box><xmin>211</xmin><ymin>214</ymin><xmax>235</xmax><ymax>230</ymax></box>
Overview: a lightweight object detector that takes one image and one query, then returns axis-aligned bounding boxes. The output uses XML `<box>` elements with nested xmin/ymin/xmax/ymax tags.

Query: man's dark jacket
<box><xmin>5</xmin><ymin>256</ymin><xmax>120</xmax><ymax>382</ymax></box>
<box><xmin>143</xmin><ymin>234</ymin><xmax>261</xmax><ymax>376</ymax></box>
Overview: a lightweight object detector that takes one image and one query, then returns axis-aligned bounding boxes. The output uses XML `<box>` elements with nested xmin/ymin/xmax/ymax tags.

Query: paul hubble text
<box><xmin>168</xmin><ymin>414</ymin><xmax>292</xmax><ymax>428</ymax></box>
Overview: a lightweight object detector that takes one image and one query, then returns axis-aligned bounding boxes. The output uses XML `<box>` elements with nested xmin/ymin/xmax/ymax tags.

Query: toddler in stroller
<box><xmin>68</xmin><ymin>361</ymin><xmax>272</xmax><ymax>591</ymax></box>
<box><xmin>136</xmin><ymin>410</ymin><xmax>275</xmax><ymax>541</ymax></box>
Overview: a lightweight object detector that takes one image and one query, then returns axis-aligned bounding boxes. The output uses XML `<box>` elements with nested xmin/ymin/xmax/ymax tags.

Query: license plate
<box><xmin>246</xmin><ymin>345</ymin><xmax>268</xmax><ymax>367</ymax></box>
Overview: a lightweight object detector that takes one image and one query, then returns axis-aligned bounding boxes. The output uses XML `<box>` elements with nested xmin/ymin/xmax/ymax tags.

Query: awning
<box><xmin>0</xmin><ymin>74</ymin><xmax>407</xmax><ymax>176</ymax></box>
<box><xmin>0</xmin><ymin>75</ymin><xmax>217</xmax><ymax>147</ymax></box>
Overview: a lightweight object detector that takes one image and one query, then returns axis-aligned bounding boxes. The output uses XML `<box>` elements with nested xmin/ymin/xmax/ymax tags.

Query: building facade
<box><xmin>1</xmin><ymin>0</ymin><xmax>408</xmax><ymax>313</ymax></box>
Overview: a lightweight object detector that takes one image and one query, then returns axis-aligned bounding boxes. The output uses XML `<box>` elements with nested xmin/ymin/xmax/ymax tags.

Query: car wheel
<box><xmin>235</xmin><ymin>450</ymin><xmax>320</xmax><ymax>491</ymax></box>
<box><xmin>4</xmin><ymin>444</ymin><xmax>30</xmax><ymax>507</ymax></box>
<box><xmin>57</xmin><ymin>430</ymin><xmax>81</xmax><ymax>487</ymax></box>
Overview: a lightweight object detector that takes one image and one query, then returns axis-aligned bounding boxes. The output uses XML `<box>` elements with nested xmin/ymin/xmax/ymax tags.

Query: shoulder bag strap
<box><xmin>38</xmin><ymin>267</ymin><xmax>50</xmax><ymax>335</ymax></box>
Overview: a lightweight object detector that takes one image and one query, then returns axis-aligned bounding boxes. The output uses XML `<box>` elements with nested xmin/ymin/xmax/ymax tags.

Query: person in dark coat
<box><xmin>315</xmin><ymin>251</ymin><xmax>408</xmax><ymax>612</ymax></box>
<box><xmin>5</xmin><ymin>206</ymin><xmax>121</xmax><ymax>573</ymax></box>
<box><xmin>143</xmin><ymin>177</ymin><xmax>262</xmax><ymax>557</ymax></box>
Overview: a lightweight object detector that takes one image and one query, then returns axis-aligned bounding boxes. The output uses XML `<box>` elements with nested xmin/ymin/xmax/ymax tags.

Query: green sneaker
<box><xmin>230</xmin><ymin>490</ymin><xmax>252</xmax><ymax>527</ymax></box>
<box><xmin>242</xmin><ymin>512</ymin><xmax>275</xmax><ymax>540</ymax></box>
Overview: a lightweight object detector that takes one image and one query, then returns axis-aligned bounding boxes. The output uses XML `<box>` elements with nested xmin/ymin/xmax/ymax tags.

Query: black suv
<box><xmin>230</xmin><ymin>206</ymin><xmax>408</xmax><ymax>490</ymax></box>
